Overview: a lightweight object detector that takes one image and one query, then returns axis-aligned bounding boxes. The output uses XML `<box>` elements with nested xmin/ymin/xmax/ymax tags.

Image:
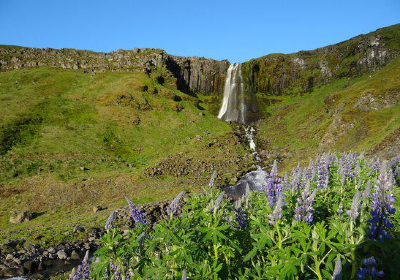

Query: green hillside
<box><xmin>0</xmin><ymin>67</ymin><xmax>251</xmax><ymax>244</ymax></box>
<box><xmin>254</xmin><ymin>58</ymin><xmax>400</xmax><ymax>170</ymax></box>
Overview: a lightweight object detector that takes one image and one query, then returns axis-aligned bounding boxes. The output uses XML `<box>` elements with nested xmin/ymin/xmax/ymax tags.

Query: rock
<box><xmin>0</xmin><ymin>265</ymin><xmax>24</xmax><ymax>277</ymax></box>
<box><xmin>93</xmin><ymin>206</ymin><xmax>104</xmax><ymax>213</ymax></box>
<box><xmin>199</xmin><ymin>112</ymin><xmax>205</xmax><ymax>116</ymax></box>
<box><xmin>47</xmin><ymin>247</ymin><xmax>56</xmax><ymax>253</ymax></box>
<box><xmin>5</xmin><ymin>254</ymin><xmax>13</xmax><ymax>262</ymax></box>
<box><xmin>57</xmin><ymin>250</ymin><xmax>67</xmax><ymax>260</ymax></box>
<box><xmin>172</xmin><ymin>103</ymin><xmax>184</xmax><ymax>112</ymax></box>
<box><xmin>23</xmin><ymin>260</ymin><xmax>38</xmax><ymax>274</ymax></box>
<box><xmin>37</xmin><ymin>261</ymin><xmax>47</xmax><ymax>271</ymax></box>
<box><xmin>73</xmin><ymin>225</ymin><xmax>85</xmax><ymax>233</ymax></box>
<box><xmin>70</xmin><ymin>250</ymin><xmax>80</xmax><ymax>261</ymax></box>
<box><xmin>9</xmin><ymin>211</ymin><xmax>32</xmax><ymax>224</ymax></box>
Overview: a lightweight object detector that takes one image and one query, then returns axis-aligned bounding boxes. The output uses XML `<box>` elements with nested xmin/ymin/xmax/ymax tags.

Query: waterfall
<box><xmin>217</xmin><ymin>63</ymin><xmax>246</xmax><ymax>124</ymax></box>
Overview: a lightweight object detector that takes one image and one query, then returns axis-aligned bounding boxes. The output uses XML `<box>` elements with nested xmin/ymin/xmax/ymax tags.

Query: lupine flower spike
<box><xmin>235</xmin><ymin>208</ymin><xmax>248</xmax><ymax>229</ymax></box>
<box><xmin>167</xmin><ymin>191</ymin><xmax>186</xmax><ymax>217</ymax></box>
<box><xmin>105</xmin><ymin>210</ymin><xmax>115</xmax><ymax>230</ymax></box>
<box><xmin>265</xmin><ymin>160</ymin><xmax>282</xmax><ymax>206</ymax></box>
<box><xmin>125</xmin><ymin>197</ymin><xmax>147</xmax><ymax>226</ymax></box>
<box><xmin>294</xmin><ymin>181</ymin><xmax>317</xmax><ymax>224</ymax></box>
<box><xmin>317</xmin><ymin>155</ymin><xmax>329</xmax><ymax>189</ymax></box>
<box><xmin>357</xmin><ymin>256</ymin><xmax>384</xmax><ymax>279</ymax></box>
<box><xmin>213</xmin><ymin>191</ymin><xmax>225</xmax><ymax>212</ymax></box>
<box><xmin>337</xmin><ymin>202</ymin><xmax>343</xmax><ymax>215</ymax></box>
<box><xmin>331</xmin><ymin>257</ymin><xmax>342</xmax><ymax>280</ymax></box>
<box><xmin>369</xmin><ymin>165</ymin><xmax>396</xmax><ymax>241</ymax></box>
<box><xmin>209</xmin><ymin>170</ymin><xmax>217</xmax><ymax>188</ymax></box>
<box><xmin>269</xmin><ymin>193</ymin><xmax>283</xmax><ymax>225</ymax></box>
<box><xmin>68</xmin><ymin>250</ymin><xmax>90</xmax><ymax>280</ymax></box>
<box><xmin>347</xmin><ymin>190</ymin><xmax>362</xmax><ymax>221</ymax></box>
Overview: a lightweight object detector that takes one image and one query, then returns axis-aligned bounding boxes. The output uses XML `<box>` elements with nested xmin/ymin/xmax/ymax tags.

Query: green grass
<box><xmin>0</xmin><ymin>67</ymin><xmax>250</xmax><ymax>246</ymax></box>
<box><xmin>256</xmin><ymin>58</ymin><xmax>400</xmax><ymax>170</ymax></box>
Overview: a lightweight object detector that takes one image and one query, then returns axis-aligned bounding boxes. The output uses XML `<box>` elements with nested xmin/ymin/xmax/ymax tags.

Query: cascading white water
<box><xmin>217</xmin><ymin>64</ymin><xmax>266</xmax><ymax>199</ymax></box>
<box><xmin>217</xmin><ymin>63</ymin><xmax>246</xmax><ymax>124</ymax></box>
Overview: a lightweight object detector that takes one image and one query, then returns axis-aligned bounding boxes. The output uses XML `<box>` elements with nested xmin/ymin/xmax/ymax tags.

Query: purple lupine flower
<box><xmin>369</xmin><ymin>166</ymin><xmax>396</xmax><ymax>241</ymax></box>
<box><xmin>337</xmin><ymin>203</ymin><xmax>343</xmax><ymax>215</ymax></box>
<box><xmin>354</xmin><ymin>162</ymin><xmax>361</xmax><ymax>177</ymax></box>
<box><xmin>213</xmin><ymin>191</ymin><xmax>225</xmax><ymax>212</ymax></box>
<box><xmin>69</xmin><ymin>268</ymin><xmax>76</xmax><ymax>280</ymax></box>
<box><xmin>388</xmin><ymin>156</ymin><xmax>400</xmax><ymax>178</ymax></box>
<box><xmin>69</xmin><ymin>251</ymin><xmax>90</xmax><ymax>280</ymax></box>
<box><xmin>294</xmin><ymin>181</ymin><xmax>317</xmax><ymax>224</ymax></box>
<box><xmin>331</xmin><ymin>257</ymin><xmax>342</xmax><ymax>280</ymax></box>
<box><xmin>111</xmin><ymin>262</ymin><xmax>121</xmax><ymax>280</ymax></box>
<box><xmin>362</xmin><ymin>181</ymin><xmax>372</xmax><ymax>201</ymax></box>
<box><xmin>235</xmin><ymin>208</ymin><xmax>248</xmax><ymax>229</ymax></box>
<box><xmin>347</xmin><ymin>191</ymin><xmax>362</xmax><ymax>221</ymax></box>
<box><xmin>125</xmin><ymin>197</ymin><xmax>147</xmax><ymax>226</ymax></box>
<box><xmin>317</xmin><ymin>155</ymin><xmax>329</xmax><ymax>189</ymax></box>
<box><xmin>368</xmin><ymin>157</ymin><xmax>381</xmax><ymax>174</ymax></box>
<box><xmin>166</xmin><ymin>191</ymin><xmax>186</xmax><ymax>217</ymax></box>
<box><xmin>209</xmin><ymin>170</ymin><xmax>217</xmax><ymax>188</ymax></box>
<box><xmin>105</xmin><ymin>210</ymin><xmax>115</xmax><ymax>230</ymax></box>
<box><xmin>306</xmin><ymin>160</ymin><xmax>314</xmax><ymax>180</ymax></box>
<box><xmin>282</xmin><ymin>172</ymin><xmax>289</xmax><ymax>190</ymax></box>
<box><xmin>269</xmin><ymin>194</ymin><xmax>284</xmax><ymax>225</ymax></box>
<box><xmin>357</xmin><ymin>256</ymin><xmax>384</xmax><ymax>279</ymax></box>
<box><xmin>265</xmin><ymin>160</ymin><xmax>282</xmax><ymax>206</ymax></box>
<box><xmin>290</xmin><ymin>166</ymin><xmax>302</xmax><ymax>193</ymax></box>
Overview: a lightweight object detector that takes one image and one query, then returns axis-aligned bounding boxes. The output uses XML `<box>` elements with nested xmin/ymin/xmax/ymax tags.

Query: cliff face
<box><xmin>242</xmin><ymin>24</ymin><xmax>400</xmax><ymax>98</ymax></box>
<box><xmin>0</xmin><ymin>46</ymin><xmax>228</xmax><ymax>95</ymax></box>
<box><xmin>1</xmin><ymin>24</ymin><xmax>399</xmax><ymax>100</ymax></box>
<box><xmin>165</xmin><ymin>56</ymin><xmax>229</xmax><ymax>95</ymax></box>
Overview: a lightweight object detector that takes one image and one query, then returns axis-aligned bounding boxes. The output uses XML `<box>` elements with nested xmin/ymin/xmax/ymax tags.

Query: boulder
<box><xmin>70</xmin><ymin>250</ymin><xmax>80</xmax><ymax>261</ymax></box>
<box><xmin>9</xmin><ymin>211</ymin><xmax>32</xmax><ymax>224</ymax></box>
<box><xmin>57</xmin><ymin>250</ymin><xmax>67</xmax><ymax>260</ymax></box>
<box><xmin>23</xmin><ymin>260</ymin><xmax>38</xmax><ymax>274</ymax></box>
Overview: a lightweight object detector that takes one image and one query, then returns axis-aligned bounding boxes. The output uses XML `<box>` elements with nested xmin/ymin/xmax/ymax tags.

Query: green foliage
<box><xmin>92</xmin><ymin>154</ymin><xmax>399</xmax><ymax>279</ymax></box>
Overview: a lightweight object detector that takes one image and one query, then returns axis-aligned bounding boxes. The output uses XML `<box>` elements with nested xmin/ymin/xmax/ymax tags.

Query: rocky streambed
<box><xmin>0</xmin><ymin>200</ymin><xmax>180</xmax><ymax>279</ymax></box>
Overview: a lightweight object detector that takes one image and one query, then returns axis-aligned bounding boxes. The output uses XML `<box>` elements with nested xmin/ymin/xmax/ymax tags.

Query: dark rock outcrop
<box><xmin>241</xmin><ymin>24</ymin><xmax>400</xmax><ymax>98</ymax></box>
<box><xmin>0</xmin><ymin>45</ymin><xmax>229</xmax><ymax>95</ymax></box>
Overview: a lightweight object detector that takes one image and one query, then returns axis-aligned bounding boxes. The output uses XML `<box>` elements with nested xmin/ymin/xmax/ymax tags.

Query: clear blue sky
<box><xmin>0</xmin><ymin>0</ymin><xmax>399</xmax><ymax>62</ymax></box>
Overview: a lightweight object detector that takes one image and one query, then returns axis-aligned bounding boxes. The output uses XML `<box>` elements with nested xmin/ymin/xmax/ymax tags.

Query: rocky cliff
<box><xmin>0</xmin><ymin>45</ymin><xmax>229</xmax><ymax>95</ymax></box>
<box><xmin>1</xmin><ymin>24</ymin><xmax>399</xmax><ymax>104</ymax></box>
<box><xmin>241</xmin><ymin>24</ymin><xmax>400</xmax><ymax>99</ymax></box>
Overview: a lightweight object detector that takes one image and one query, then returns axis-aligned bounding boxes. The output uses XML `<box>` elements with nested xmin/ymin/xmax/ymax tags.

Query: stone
<box><xmin>47</xmin><ymin>247</ymin><xmax>56</xmax><ymax>253</ymax></box>
<box><xmin>0</xmin><ymin>265</ymin><xmax>24</xmax><ymax>277</ymax></box>
<box><xmin>93</xmin><ymin>206</ymin><xmax>104</xmax><ymax>213</ymax></box>
<box><xmin>57</xmin><ymin>250</ymin><xmax>67</xmax><ymax>260</ymax></box>
<box><xmin>5</xmin><ymin>254</ymin><xmax>13</xmax><ymax>262</ymax></box>
<box><xmin>23</xmin><ymin>260</ymin><xmax>38</xmax><ymax>274</ymax></box>
<box><xmin>9</xmin><ymin>211</ymin><xmax>32</xmax><ymax>224</ymax></box>
<box><xmin>70</xmin><ymin>250</ymin><xmax>80</xmax><ymax>261</ymax></box>
<box><xmin>73</xmin><ymin>225</ymin><xmax>85</xmax><ymax>233</ymax></box>
<box><xmin>199</xmin><ymin>112</ymin><xmax>205</xmax><ymax>116</ymax></box>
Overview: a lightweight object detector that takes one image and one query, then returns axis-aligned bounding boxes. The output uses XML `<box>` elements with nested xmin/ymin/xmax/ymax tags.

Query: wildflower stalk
<box><xmin>275</xmin><ymin>222</ymin><xmax>282</xmax><ymax>249</ymax></box>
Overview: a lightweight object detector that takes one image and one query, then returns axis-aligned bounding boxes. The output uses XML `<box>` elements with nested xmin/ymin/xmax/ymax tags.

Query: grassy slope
<box><xmin>0</xmin><ymin>67</ymin><xmax>248</xmax><ymax>245</ymax></box>
<box><xmin>256</xmin><ymin>58</ymin><xmax>400</xmax><ymax>170</ymax></box>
